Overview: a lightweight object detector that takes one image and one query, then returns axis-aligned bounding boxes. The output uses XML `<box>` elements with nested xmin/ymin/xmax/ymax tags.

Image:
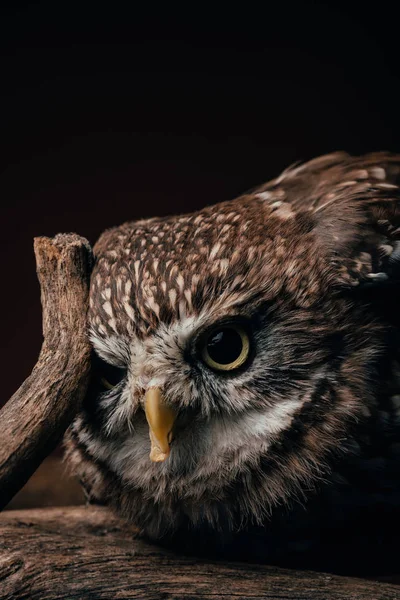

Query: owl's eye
<box><xmin>93</xmin><ymin>353</ymin><xmax>127</xmax><ymax>390</ymax></box>
<box><xmin>201</xmin><ymin>325</ymin><xmax>250</xmax><ymax>372</ymax></box>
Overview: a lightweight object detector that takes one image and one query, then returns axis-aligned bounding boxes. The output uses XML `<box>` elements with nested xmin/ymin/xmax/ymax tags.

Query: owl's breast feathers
<box><xmin>65</xmin><ymin>152</ymin><xmax>400</xmax><ymax>572</ymax></box>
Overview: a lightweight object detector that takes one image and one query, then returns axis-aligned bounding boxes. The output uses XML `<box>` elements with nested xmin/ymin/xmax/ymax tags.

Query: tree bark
<box><xmin>0</xmin><ymin>506</ymin><xmax>398</xmax><ymax>600</ymax></box>
<box><xmin>0</xmin><ymin>234</ymin><xmax>93</xmax><ymax>510</ymax></box>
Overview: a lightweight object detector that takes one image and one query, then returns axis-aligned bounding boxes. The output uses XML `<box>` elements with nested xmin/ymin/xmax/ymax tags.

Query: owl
<box><xmin>65</xmin><ymin>152</ymin><xmax>400</xmax><ymax>575</ymax></box>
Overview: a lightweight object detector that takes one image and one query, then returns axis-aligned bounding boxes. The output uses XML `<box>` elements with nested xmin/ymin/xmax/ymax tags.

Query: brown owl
<box><xmin>65</xmin><ymin>152</ymin><xmax>400</xmax><ymax>575</ymax></box>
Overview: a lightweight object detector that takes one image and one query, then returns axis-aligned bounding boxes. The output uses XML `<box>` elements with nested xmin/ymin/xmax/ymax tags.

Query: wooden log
<box><xmin>0</xmin><ymin>234</ymin><xmax>93</xmax><ymax>510</ymax></box>
<box><xmin>0</xmin><ymin>506</ymin><xmax>398</xmax><ymax>600</ymax></box>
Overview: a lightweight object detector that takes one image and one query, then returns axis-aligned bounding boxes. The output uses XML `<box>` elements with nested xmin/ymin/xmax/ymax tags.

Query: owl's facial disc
<box><xmin>142</xmin><ymin>323</ymin><xmax>251</xmax><ymax>463</ymax></box>
<box><xmin>91</xmin><ymin>317</ymin><xmax>257</xmax><ymax>467</ymax></box>
<box><xmin>144</xmin><ymin>387</ymin><xmax>176</xmax><ymax>462</ymax></box>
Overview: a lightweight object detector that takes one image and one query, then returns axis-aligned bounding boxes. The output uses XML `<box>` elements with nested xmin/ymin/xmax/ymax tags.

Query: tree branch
<box><xmin>0</xmin><ymin>506</ymin><xmax>397</xmax><ymax>600</ymax></box>
<box><xmin>0</xmin><ymin>234</ymin><xmax>93</xmax><ymax>510</ymax></box>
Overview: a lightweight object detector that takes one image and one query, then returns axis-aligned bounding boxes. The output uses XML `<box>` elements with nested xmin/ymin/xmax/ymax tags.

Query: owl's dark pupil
<box><xmin>206</xmin><ymin>328</ymin><xmax>243</xmax><ymax>364</ymax></box>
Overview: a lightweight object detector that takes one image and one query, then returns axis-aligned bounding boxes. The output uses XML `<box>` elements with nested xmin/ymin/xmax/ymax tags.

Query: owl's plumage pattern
<box><xmin>66</xmin><ymin>153</ymin><xmax>400</xmax><ymax>574</ymax></box>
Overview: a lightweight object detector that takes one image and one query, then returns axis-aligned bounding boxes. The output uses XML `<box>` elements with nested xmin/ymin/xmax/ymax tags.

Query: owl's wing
<box><xmin>255</xmin><ymin>152</ymin><xmax>400</xmax><ymax>288</ymax></box>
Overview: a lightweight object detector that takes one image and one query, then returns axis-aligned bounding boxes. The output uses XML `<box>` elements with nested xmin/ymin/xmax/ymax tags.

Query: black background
<box><xmin>1</xmin><ymin>2</ymin><xmax>399</xmax><ymax>404</ymax></box>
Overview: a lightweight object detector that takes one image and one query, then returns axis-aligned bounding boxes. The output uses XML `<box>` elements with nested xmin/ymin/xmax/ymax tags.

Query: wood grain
<box><xmin>0</xmin><ymin>234</ymin><xmax>93</xmax><ymax>510</ymax></box>
<box><xmin>0</xmin><ymin>506</ymin><xmax>398</xmax><ymax>600</ymax></box>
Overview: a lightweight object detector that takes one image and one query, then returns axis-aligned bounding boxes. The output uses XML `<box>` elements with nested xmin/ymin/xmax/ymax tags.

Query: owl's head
<box><xmin>83</xmin><ymin>153</ymin><xmax>399</xmax><ymax>535</ymax></box>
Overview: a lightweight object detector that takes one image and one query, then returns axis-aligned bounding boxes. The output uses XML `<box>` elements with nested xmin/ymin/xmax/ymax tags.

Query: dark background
<box><xmin>1</xmin><ymin>2</ymin><xmax>400</xmax><ymax>405</ymax></box>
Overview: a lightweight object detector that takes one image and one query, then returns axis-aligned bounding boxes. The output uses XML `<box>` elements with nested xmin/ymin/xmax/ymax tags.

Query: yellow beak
<box><xmin>144</xmin><ymin>387</ymin><xmax>176</xmax><ymax>463</ymax></box>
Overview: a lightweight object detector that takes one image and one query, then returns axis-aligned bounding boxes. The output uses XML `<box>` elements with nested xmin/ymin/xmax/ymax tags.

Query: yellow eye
<box><xmin>201</xmin><ymin>325</ymin><xmax>250</xmax><ymax>372</ymax></box>
<box><xmin>100</xmin><ymin>377</ymin><xmax>116</xmax><ymax>390</ymax></box>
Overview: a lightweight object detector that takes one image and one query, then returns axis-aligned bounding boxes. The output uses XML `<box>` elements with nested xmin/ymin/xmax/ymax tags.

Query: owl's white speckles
<box><xmin>168</xmin><ymin>289</ymin><xmax>177</xmax><ymax>310</ymax></box>
<box><xmin>176</xmin><ymin>274</ymin><xmax>185</xmax><ymax>292</ymax></box>
<box><xmin>209</xmin><ymin>242</ymin><xmax>222</xmax><ymax>260</ymax></box>
<box><xmin>270</xmin><ymin>200</ymin><xmax>283</xmax><ymax>209</ymax></box>
<box><xmin>116</xmin><ymin>278</ymin><xmax>123</xmax><ymax>294</ymax></box>
<box><xmin>134</xmin><ymin>260</ymin><xmax>140</xmax><ymax>281</ymax></box>
<box><xmin>183</xmin><ymin>289</ymin><xmax>193</xmax><ymax>311</ymax></box>
<box><xmin>108</xmin><ymin>318</ymin><xmax>118</xmax><ymax>333</ymax></box>
<box><xmin>218</xmin><ymin>259</ymin><xmax>230</xmax><ymax>274</ymax></box>
<box><xmin>145</xmin><ymin>296</ymin><xmax>160</xmax><ymax>319</ymax></box>
<box><xmin>125</xmin><ymin>280</ymin><xmax>132</xmax><ymax>296</ymax></box>
<box><xmin>220</xmin><ymin>224</ymin><xmax>231</xmax><ymax>235</ymax></box>
<box><xmin>102</xmin><ymin>301</ymin><xmax>114</xmax><ymax>318</ymax></box>
<box><xmin>256</xmin><ymin>191</ymin><xmax>273</xmax><ymax>201</ymax></box>
<box><xmin>370</xmin><ymin>166</ymin><xmax>386</xmax><ymax>180</ymax></box>
<box><xmin>377</xmin><ymin>182</ymin><xmax>398</xmax><ymax>190</ymax></box>
<box><xmin>123</xmin><ymin>300</ymin><xmax>136</xmax><ymax>322</ymax></box>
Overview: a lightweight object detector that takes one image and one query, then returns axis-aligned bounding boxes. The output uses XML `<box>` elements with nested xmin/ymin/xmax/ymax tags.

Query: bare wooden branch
<box><xmin>0</xmin><ymin>506</ymin><xmax>397</xmax><ymax>600</ymax></box>
<box><xmin>0</xmin><ymin>234</ymin><xmax>93</xmax><ymax>510</ymax></box>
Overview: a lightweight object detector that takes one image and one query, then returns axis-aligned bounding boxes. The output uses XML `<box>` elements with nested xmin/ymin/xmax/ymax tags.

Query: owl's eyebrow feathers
<box><xmin>90</xmin><ymin>278</ymin><xmax>270</xmax><ymax>375</ymax></box>
<box><xmin>90</xmin><ymin>330</ymin><xmax>131</xmax><ymax>367</ymax></box>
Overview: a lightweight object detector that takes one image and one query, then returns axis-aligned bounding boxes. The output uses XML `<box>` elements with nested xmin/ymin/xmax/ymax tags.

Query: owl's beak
<box><xmin>144</xmin><ymin>387</ymin><xmax>176</xmax><ymax>463</ymax></box>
